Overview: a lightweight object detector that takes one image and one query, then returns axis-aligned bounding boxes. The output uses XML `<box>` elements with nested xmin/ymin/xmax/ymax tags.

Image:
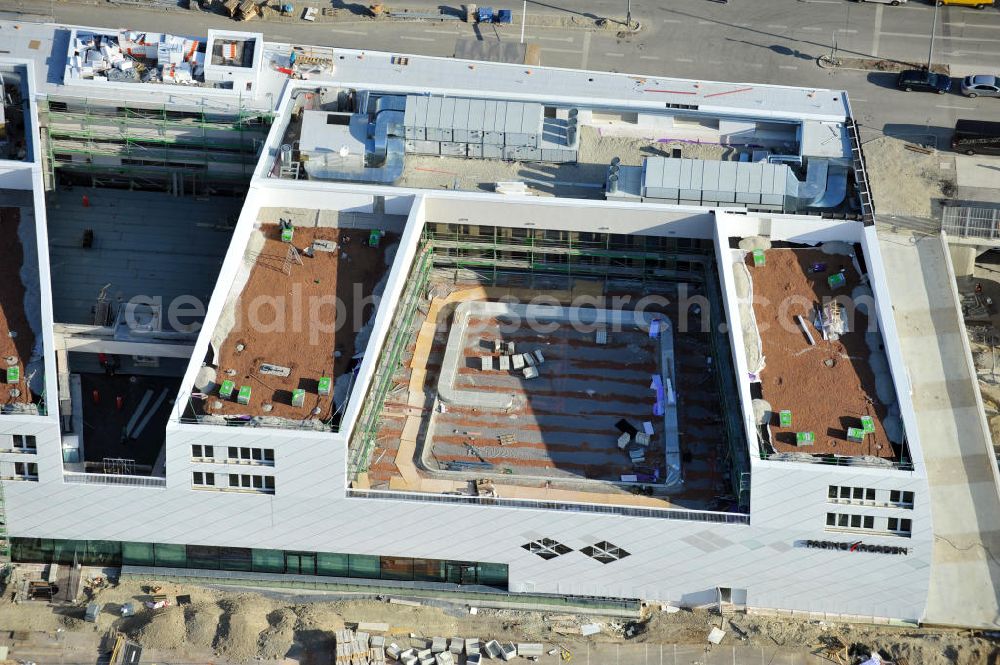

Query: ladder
<box><xmin>0</xmin><ymin>480</ymin><xmax>10</xmax><ymax>563</ymax></box>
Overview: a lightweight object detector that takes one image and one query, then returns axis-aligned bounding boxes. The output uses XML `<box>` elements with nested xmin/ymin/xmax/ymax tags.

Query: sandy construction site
<box><xmin>0</xmin><ymin>570</ymin><xmax>995</xmax><ymax>665</ymax></box>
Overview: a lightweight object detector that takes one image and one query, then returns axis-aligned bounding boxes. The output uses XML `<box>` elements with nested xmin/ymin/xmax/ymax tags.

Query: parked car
<box><xmin>855</xmin><ymin>0</ymin><xmax>907</xmax><ymax>4</ymax></box>
<box><xmin>896</xmin><ymin>70</ymin><xmax>951</xmax><ymax>94</ymax></box>
<box><xmin>952</xmin><ymin>119</ymin><xmax>1000</xmax><ymax>156</ymax></box>
<box><xmin>937</xmin><ymin>0</ymin><xmax>995</xmax><ymax>8</ymax></box>
<box><xmin>960</xmin><ymin>75</ymin><xmax>1000</xmax><ymax>99</ymax></box>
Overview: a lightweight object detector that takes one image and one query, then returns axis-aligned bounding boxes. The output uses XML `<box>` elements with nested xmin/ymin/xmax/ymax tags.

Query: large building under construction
<box><xmin>1</xmin><ymin>19</ymin><xmax>998</xmax><ymax>629</ymax></box>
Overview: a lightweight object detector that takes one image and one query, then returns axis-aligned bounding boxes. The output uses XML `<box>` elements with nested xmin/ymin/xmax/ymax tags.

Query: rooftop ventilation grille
<box><xmin>521</xmin><ymin>538</ymin><xmax>573</xmax><ymax>560</ymax></box>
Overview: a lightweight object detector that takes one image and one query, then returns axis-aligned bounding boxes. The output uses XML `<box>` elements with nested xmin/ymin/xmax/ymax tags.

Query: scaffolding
<box><xmin>421</xmin><ymin>225</ymin><xmax>712</xmax><ymax>287</ymax></box>
<box><xmin>40</xmin><ymin>97</ymin><xmax>274</xmax><ymax>192</ymax></box>
<box><xmin>348</xmin><ymin>247</ymin><xmax>433</xmax><ymax>481</ymax></box>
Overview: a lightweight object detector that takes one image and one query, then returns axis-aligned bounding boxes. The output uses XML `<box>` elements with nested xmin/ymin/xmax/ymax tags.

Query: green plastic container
<box><xmin>281</xmin><ymin>227</ymin><xmax>294</xmax><ymax>243</ymax></box>
<box><xmin>6</xmin><ymin>366</ymin><xmax>19</xmax><ymax>384</ymax></box>
<box><xmin>847</xmin><ymin>427</ymin><xmax>866</xmax><ymax>443</ymax></box>
<box><xmin>219</xmin><ymin>380</ymin><xmax>235</xmax><ymax>399</ymax></box>
<box><xmin>318</xmin><ymin>376</ymin><xmax>332</xmax><ymax>396</ymax></box>
<box><xmin>292</xmin><ymin>388</ymin><xmax>305</xmax><ymax>407</ymax></box>
<box><xmin>861</xmin><ymin>415</ymin><xmax>875</xmax><ymax>434</ymax></box>
<box><xmin>779</xmin><ymin>409</ymin><xmax>792</xmax><ymax>427</ymax></box>
<box><xmin>796</xmin><ymin>431</ymin><xmax>815</xmax><ymax>446</ymax></box>
<box><xmin>237</xmin><ymin>385</ymin><xmax>252</xmax><ymax>405</ymax></box>
<box><xmin>752</xmin><ymin>249</ymin><xmax>765</xmax><ymax>267</ymax></box>
<box><xmin>828</xmin><ymin>272</ymin><xmax>846</xmax><ymax>289</ymax></box>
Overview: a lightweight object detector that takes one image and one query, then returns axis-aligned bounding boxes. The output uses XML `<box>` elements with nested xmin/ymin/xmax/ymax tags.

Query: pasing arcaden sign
<box><xmin>802</xmin><ymin>539</ymin><xmax>909</xmax><ymax>556</ymax></box>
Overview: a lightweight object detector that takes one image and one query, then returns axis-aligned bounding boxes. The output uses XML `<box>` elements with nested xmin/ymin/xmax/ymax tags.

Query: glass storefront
<box><xmin>10</xmin><ymin>538</ymin><xmax>508</xmax><ymax>589</ymax></box>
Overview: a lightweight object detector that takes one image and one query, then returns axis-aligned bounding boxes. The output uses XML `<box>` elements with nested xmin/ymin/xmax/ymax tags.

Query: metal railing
<box><xmin>63</xmin><ymin>472</ymin><xmax>166</xmax><ymax>488</ymax></box>
<box><xmin>847</xmin><ymin>118</ymin><xmax>876</xmax><ymax>225</ymax></box>
<box><xmin>347</xmin><ymin>489</ymin><xmax>750</xmax><ymax>524</ymax></box>
<box><xmin>942</xmin><ymin>206</ymin><xmax>1000</xmax><ymax>241</ymax></box>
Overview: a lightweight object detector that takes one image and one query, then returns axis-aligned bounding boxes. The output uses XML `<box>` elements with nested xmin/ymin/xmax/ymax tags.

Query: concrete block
<box><xmin>518</xmin><ymin>643</ymin><xmax>544</xmax><ymax>657</ymax></box>
<box><xmin>484</xmin><ymin>640</ymin><xmax>502</xmax><ymax>658</ymax></box>
<box><xmin>465</xmin><ymin>638</ymin><xmax>480</xmax><ymax>655</ymax></box>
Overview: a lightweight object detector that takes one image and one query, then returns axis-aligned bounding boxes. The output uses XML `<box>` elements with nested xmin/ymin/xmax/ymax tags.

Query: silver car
<box><xmin>961</xmin><ymin>75</ymin><xmax>1000</xmax><ymax>99</ymax></box>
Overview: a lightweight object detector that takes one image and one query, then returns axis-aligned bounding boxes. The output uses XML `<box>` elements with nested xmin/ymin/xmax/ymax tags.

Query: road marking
<box><xmin>851</xmin><ymin>98</ymin><xmax>868</xmax><ymax>103</ymax></box>
<box><xmin>880</xmin><ymin>31</ymin><xmax>1000</xmax><ymax>43</ymax></box>
<box><xmin>423</xmin><ymin>29</ymin><xmax>456</xmax><ymax>35</ymax></box>
<box><xmin>542</xmin><ymin>47</ymin><xmax>581</xmax><ymax>54</ymax></box>
<box><xmin>872</xmin><ymin>4</ymin><xmax>883</xmax><ymax>58</ymax></box>
<box><xmin>604</xmin><ymin>52</ymin><xmax>625</xmax><ymax>57</ymax></box>
<box><xmin>838</xmin><ymin>29</ymin><xmax>858</xmax><ymax>34</ymax></box>
<box><xmin>663</xmin><ymin>19</ymin><xmax>682</xmax><ymax>24</ymax></box>
<box><xmin>747</xmin><ymin>63</ymin><xmax>764</xmax><ymax>68</ymax></box>
<box><xmin>328</xmin><ymin>28</ymin><xmax>368</xmax><ymax>35</ymax></box>
<box><xmin>799</xmin><ymin>0</ymin><xmax>840</xmax><ymax>4</ymax></box>
<box><xmin>943</xmin><ymin>49</ymin><xmax>1000</xmax><ymax>57</ymax></box>
<box><xmin>677</xmin><ymin>58</ymin><xmax>694</xmax><ymax>63</ymax></box>
<box><xmin>767</xmin><ymin>24</ymin><xmax>788</xmax><ymax>29</ymax></box>
<box><xmin>778</xmin><ymin>65</ymin><xmax>798</xmax><ymax>70</ymax></box>
<box><xmin>945</xmin><ymin>22</ymin><xmax>1000</xmax><ymax>30</ymax></box>
<box><xmin>400</xmin><ymin>36</ymin><xmax>435</xmax><ymax>42</ymax></box>
<box><xmin>801</xmin><ymin>27</ymin><xmax>823</xmax><ymax>32</ymax></box>
<box><xmin>698</xmin><ymin>20</ymin><xmax>713</xmax><ymax>25</ymax></box>
<box><xmin>580</xmin><ymin>30</ymin><xmax>591</xmax><ymax>70</ymax></box>
<box><xmin>525</xmin><ymin>35</ymin><xmax>574</xmax><ymax>42</ymax></box>
<box><xmin>639</xmin><ymin>55</ymin><xmax>659</xmax><ymax>60</ymax></box>
<box><xmin>936</xmin><ymin>104</ymin><xmax>976</xmax><ymax>110</ymax></box>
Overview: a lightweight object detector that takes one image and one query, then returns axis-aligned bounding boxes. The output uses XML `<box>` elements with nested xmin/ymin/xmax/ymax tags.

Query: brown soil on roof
<box><xmin>749</xmin><ymin>248</ymin><xmax>896</xmax><ymax>459</ymax></box>
<box><xmin>207</xmin><ymin>224</ymin><xmax>392</xmax><ymax>422</ymax></box>
<box><xmin>0</xmin><ymin>207</ymin><xmax>35</xmax><ymax>406</ymax></box>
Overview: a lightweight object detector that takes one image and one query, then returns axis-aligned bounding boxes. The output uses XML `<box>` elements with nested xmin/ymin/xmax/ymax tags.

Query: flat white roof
<box><xmin>1</xmin><ymin>20</ymin><xmax>849</xmax><ymax>122</ymax></box>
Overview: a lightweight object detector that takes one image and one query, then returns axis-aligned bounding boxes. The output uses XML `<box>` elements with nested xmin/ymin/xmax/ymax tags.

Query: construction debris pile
<box><xmin>479</xmin><ymin>339</ymin><xmax>545</xmax><ymax>380</ymax></box>
<box><xmin>337</xmin><ymin>626</ymin><xmax>546</xmax><ymax>665</ymax></box>
<box><xmin>68</xmin><ymin>31</ymin><xmax>207</xmax><ymax>85</ymax></box>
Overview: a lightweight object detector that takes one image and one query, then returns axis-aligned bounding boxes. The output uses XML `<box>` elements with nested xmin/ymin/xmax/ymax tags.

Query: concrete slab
<box><xmin>880</xmin><ymin>230</ymin><xmax>1000</xmax><ymax>629</ymax></box>
<box><xmin>955</xmin><ymin>154</ymin><xmax>1000</xmax><ymax>189</ymax></box>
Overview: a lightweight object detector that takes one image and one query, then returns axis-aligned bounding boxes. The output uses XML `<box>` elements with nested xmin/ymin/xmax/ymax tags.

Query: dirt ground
<box><xmin>0</xmin><ymin>207</ymin><xmax>35</xmax><ymax>406</ymax></box>
<box><xmin>207</xmin><ymin>224</ymin><xmax>392</xmax><ymax>421</ymax></box>
<box><xmin>0</xmin><ymin>575</ymin><xmax>996</xmax><ymax>665</ymax></box>
<box><xmin>862</xmin><ymin>136</ymin><xmax>954</xmax><ymax>218</ymax></box>
<box><xmin>749</xmin><ymin>248</ymin><xmax>894</xmax><ymax>459</ymax></box>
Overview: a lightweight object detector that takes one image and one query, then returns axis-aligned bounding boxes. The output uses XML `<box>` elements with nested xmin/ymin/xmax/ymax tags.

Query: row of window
<box><xmin>10</xmin><ymin>538</ymin><xmax>509</xmax><ymax>589</ymax></box>
<box><xmin>826</xmin><ymin>512</ymin><xmax>912</xmax><ymax>537</ymax></box>
<box><xmin>0</xmin><ymin>434</ymin><xmax>37</xmax><ymax>452</ymax></box>
<box><xmin>828</xmin><ymin>485</ymin><xmax>914</xmax><ymax>509</ymax></box>
<box><xmin>1</xmin><ymin>461</ymin><xmax>38</xmax><ymax>481</ymax></box>
<box><xmin>191</xmin><ymin>445</ymin><xmax>275</xmax><ymax>465</ymax></box>
<box><xmin>193</xmin><ymin>472</ymin><xmax>275</xmax><ymax>493</ymax></box>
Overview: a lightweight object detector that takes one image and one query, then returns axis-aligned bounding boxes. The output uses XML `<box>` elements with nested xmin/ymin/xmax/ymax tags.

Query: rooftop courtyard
<box><xmin>0</xmin><ymin>191</ymin><xmax>43</xmax><ymax>412</ymax></box>
<box><xmin>744</xmin><ymin>246</ymin><xmax>904</xmax><ymax>463</ymax></box>
<box><xmin>188</xmin><ymin>214</ymin><xmax>398</xmax><ymax>429</ymax></box>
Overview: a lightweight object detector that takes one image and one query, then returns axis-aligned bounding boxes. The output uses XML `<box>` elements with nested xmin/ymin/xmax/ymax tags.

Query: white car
<box><xmin>856</xmin><ymin>0</ymin><xmax>907</xmax><ymax>5</ymax></box>
<box><xmin>960</xmin><ymin>75</ymin><xmax>1000</xmax><ymax>99</ymax></box>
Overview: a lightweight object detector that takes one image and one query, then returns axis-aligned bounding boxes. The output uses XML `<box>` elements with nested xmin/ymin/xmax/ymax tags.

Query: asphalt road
<box><xmin>2</xmin><ymin>0</ymin><xmax>999</xmax><ymax>142</ymax></box>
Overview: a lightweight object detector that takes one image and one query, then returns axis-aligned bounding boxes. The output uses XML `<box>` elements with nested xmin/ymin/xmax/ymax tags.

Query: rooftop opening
<box><xmin>349</xmin><ymin>222</ymin><xmax>750</xmax><ymax>514</ymax></box>
<box><xmin>0</xmin><ymin>65</ymin><xmax>31</xmax><ymax>162</ymax></box>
